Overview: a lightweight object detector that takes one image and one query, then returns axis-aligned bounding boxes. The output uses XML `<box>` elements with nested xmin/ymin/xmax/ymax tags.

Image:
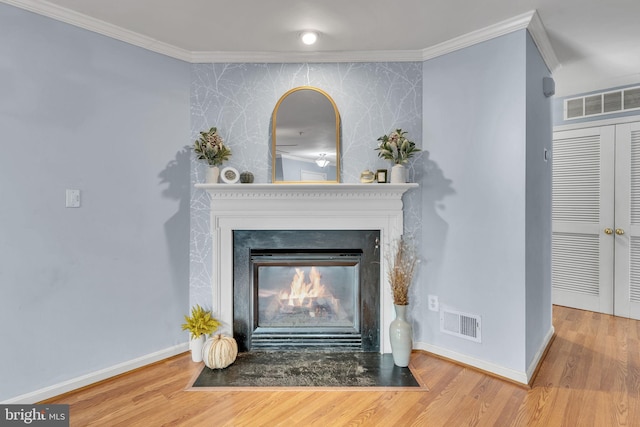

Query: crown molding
<box><xmin>190</xmin><ymin>49</ymin><xmax>424</xmax><ymax>64</ymax></box>
<box><xmin>421</xmin><ymin>10</ymin><xmax>533</xmax><ymax>61</ymax></box>
<box><xmin>0</xmin><ymin>0</ymin><xmax>194</xmax><ymax>61</ymax></box>
<box><xmin>3</xmin><ymin>0</ymin><xmax>558</xmax><ymax>71</ymax></box>
<box><xmin>527</xmin><ymin>10</ymin><xmax>561</xmax><ymax>71</ymax></box>
<box><xmin>420</xmin><ymin>10</ymin><xmax>559</xmax><ymax>72</ymax></box>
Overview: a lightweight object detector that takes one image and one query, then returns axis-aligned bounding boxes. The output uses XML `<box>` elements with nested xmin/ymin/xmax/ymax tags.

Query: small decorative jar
<box><xmin>360</xmin><ymin>170</ymin><xmax>375</xmax><ymax>183</ymax></box>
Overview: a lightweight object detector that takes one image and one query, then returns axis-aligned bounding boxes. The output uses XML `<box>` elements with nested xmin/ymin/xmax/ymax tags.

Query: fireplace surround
<box><xmin>194</xmin><ymin>183</ymin><xmax>417</xmax><ymax>353</ymax></box>
<box><xmin>233</xmin><ymin>229</ymin><xmax>380</xmax><ymax>352</ymax></box>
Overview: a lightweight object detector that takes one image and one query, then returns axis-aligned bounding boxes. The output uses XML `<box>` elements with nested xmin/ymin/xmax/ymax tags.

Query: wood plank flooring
<box><xmin>43</xmin><ymin>306</ymin><xmax>640</xmax><ymax>426</ymax></box>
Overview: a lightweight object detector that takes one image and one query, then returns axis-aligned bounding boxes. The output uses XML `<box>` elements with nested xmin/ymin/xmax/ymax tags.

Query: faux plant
<box><xmin>376</xmin><ymin>129</ymin><xmax>420</xmax><ymax>165</ymax></box>
<box><xmin>387</xmin><ymin>237</ymin><xmax>418</xmax><ymax>306</ymax></box>
<box><xmin>193</xmin><ymin>127</ymin><xmax>232</xmax><ymax>166</ymax></box>
<box><xmin>181</xmin><ymin>304</ymin><xmax>221</xmax><ymax>339</ymax></box>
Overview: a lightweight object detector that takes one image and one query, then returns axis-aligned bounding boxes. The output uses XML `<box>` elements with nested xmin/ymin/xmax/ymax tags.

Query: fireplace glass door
<box><xmin>250</xmin><ymin>251</ymin><xmax>361</xmax><ymax>349</ymax></box>
<box><xmin>254</xmin><ymin>255</ymin><xmax>359</xmax><ymax>330</ymax></box>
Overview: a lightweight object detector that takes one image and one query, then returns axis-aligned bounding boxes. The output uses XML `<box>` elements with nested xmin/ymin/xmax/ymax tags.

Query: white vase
<box><xmin>390</xmin><ymin>164</ymin><xmax>407</xmax><ymax>183</ymax></box>
<box><xmin>205</xmin><ymin>166</ymin><xmax>220</xmax><ymax>184</ymax></box>
<box><xmin>190</xmin><ymin>335</ymin><xmax>205</xmax><ymax>362</ymax></box>
<box><xmin>389</xmin><ymin>304</ymin><xmax>413</xmax><ymax>367</ymax></box>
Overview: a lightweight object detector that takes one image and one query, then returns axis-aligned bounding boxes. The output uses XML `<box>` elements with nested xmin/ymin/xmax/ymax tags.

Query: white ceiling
<box><xmin>6</xmin><ymin>0</ymin><xmax>640</xmax><ymax>96</ymax></box>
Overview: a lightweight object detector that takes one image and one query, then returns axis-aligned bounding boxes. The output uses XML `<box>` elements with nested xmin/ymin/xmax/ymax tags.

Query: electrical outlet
<box><xmin>428</xmin><ymin>295</ymin><xmax>439</xmax><ymax>312</ymax></box>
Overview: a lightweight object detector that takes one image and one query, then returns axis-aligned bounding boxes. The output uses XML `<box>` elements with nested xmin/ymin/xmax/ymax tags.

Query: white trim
<box><xmin>414</xmin><ymin>341</ymin><xmax>529</xmax><ymax>384</ymax></box>
<box><xmin>527</xmin><ymin>10</ymin><xmax>560</xmax><ymax>72</ymax></box>
<box><xmin>0</xmin><ymin>0</ymin><xmax>193</xmax><ymax>61</ymax></box>
<box><xmin>191</xmin><ymin>49</ymin><xmax>424</xmax><ymax>64</ymax></box>
<box><xmin>420</xmin><ymin>17</ymin><xmax>530</xmax><ymax>61</ymax></box>
<box><xmin>526</xmin><ymin>326</ymin><xmax>555</xmax><ymax>381</ymax></box>
<box><xmin>554</xmin><ymin>115</ymin><xmax>640</xmax><ymax>132</ymax></box>
<box><xmin>1</xmin><ymin>343</ymin><xmax>189</xmax><ymax>404</ymax></box>
<box><xmin>421</xmin><ymin>10</ymin><xmax>559</xmax><ymax>71</ymax></box>
<box><xmin>2</xmin><ymin>1</ymin><xmax>558</xmax><ymax>72</ymax></box>
<box><xmin>195</xmin><ymin>183</ymin><xmax>417</xmax><ymax>354</ymax></box>
<box><xmin>414</xmin><ymin>325</ymin><xmax>554</xmax><ymax>385</ymax></box>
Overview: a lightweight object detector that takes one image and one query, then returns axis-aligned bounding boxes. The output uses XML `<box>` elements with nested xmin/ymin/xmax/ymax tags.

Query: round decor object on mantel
<box><xmin>205</xmin><ymin>166</ymin><xmax>220</xmax><ymax>184</ymax></box>
<box><xmin>221</xmin><ymin>167</ymin><xmax>240</xmax><ymax>184</ymax></box>
<box><xmin>390</xmin><ymin>164</ymin><xmax>407</xmax><ymax>184</ymax></box>
<box><xmin>389</xmin><ymin>304</ymin><xmax>413</xmax><ymax>367</ymax></box>
<box><xmin>240</xmin><ymin>171</ymin><xmax>254</xmax><ymax>183</ymax></box>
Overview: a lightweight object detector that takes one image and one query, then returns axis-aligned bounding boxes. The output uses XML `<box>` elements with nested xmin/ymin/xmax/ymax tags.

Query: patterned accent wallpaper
<box><xmin>189</xmin><ymin>62</ymin><xmax>423</xmax><ymax>308</ymax></box>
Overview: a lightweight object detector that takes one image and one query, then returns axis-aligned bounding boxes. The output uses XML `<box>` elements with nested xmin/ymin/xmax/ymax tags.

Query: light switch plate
<box><xmin>65</xmin><ymin>189</ymin><xmax>80</xmax><ymax>208</ymax></box>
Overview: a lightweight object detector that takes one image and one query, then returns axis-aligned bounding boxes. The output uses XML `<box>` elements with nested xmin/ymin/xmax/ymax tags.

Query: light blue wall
<box><xmin>421</xmin><ymin>30</ymin><xmax>546</xmax><ymax>372</ymax></box>
<box><xmin>525</xmin><ymin>32</ymin><xmax>553</xmax><ymax>367</ymax></box>
<box><xmin>0</xmin><ymin>4</ymin><xmax>191</xmax><ymax>401</ymax></box>
<box><xmin>189</xmin><ymin>62</ymin><xmax>423</xmax><ymax>308</ymax></box>
<box><xmin>2</xmin><ymin>2</ymin><xmax>553</xmax><ymax>401</ymax></box>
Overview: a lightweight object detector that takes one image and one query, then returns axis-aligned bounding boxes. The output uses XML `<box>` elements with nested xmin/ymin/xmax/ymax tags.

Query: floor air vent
<box><xmin>440</xmin><ymin>308</ymin><xmax>481</xmax><ymax>343</ymax></box>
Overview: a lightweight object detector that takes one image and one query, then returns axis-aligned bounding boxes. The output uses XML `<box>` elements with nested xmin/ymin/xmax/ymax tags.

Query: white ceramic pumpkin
<box><xmin>203</xmin><ymin>334</ymin><xmax>238</xmax><ymax>369</ymax></box>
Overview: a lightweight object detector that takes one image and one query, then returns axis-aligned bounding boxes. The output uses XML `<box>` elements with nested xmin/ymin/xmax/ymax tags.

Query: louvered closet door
<box><xmin>614</xmin><ymin>122</ymin><xmax>640</xmax><ymax>319</ymax></box>
<box><xmin>552</xmin><ymin>127</ymin><xmax>615</xmax><ymax>314</ymax></box>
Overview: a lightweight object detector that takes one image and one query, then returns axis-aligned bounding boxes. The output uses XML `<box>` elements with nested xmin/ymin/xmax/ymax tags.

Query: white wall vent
<box><xmin>440</xmin><ymin>307</ymin><xmax>481</xmax><ymax>343</ymax></box>
<box><xmin>564</xmin><ymin>86</ymin><xmax>640</xmax><ymax>120</ymax></box>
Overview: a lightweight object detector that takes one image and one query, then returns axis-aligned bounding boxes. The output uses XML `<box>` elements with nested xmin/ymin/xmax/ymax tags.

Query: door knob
<box><xmin>604</xmin><ymin>228</ymin><xmax>613</xmax><ymax>235</ymax></box>
<box><xmin>616</xmin><ymin>228</ymin><xmax>625</xmax><ymax>235</ymax></box>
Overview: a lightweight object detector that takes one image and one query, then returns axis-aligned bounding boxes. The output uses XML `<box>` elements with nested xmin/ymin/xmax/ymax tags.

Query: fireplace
<box><xmin>233</xmin><ymin>230</ymin><xmax>380</xmax><ymax>352</ymax></box>
<box><xmin>193</xmin><ymin>183</ymin><xmax>417</xmax><ymax>354</ymax></box>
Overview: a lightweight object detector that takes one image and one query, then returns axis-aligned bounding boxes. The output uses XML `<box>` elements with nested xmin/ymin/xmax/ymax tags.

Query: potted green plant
<box><xmin>193</xmin><ymin>127</ymin><xmax>232</xmax><ymax>183</ymax></box>
<box><xmin>182</xmin><ymin>304</ymin><xmax>221</xmax><ymax>362</ymax></box>
<box><xmin>375</xmin><ymin>129</ymin><xmax>420</xmax><ymax>183</ymax></box>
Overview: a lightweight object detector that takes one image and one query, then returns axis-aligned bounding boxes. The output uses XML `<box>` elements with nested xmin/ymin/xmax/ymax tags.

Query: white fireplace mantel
<box><xmin>195</xmin><ymin>182</ymin><xmax>418</xmax><ymax>353</ymax></box>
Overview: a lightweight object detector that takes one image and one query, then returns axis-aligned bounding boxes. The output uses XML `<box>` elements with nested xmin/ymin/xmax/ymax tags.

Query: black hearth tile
<box><xmin>191</xmin><ymin>351</ymin><xmax>421</xmax><ymax>388</ymax></box>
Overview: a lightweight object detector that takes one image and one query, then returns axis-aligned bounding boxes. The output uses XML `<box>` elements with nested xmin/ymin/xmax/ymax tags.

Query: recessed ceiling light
<box><xmin>301</xmin><ymin>31</ymin><xmax>318</xmax><ymax>46</ymax></box>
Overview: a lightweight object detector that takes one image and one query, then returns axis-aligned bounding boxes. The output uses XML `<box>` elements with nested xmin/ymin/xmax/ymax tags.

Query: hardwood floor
<box><xmin>43</xmin><ymin>306</ymin><xmax>640</xmax><ymax>426</ymax></box>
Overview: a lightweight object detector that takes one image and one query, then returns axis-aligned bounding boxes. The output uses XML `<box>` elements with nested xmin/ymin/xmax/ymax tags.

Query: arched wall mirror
<box><xmin>272</xmin><ymin>86</ymin><xmax>341</xmax><ymax>183</ymax></box>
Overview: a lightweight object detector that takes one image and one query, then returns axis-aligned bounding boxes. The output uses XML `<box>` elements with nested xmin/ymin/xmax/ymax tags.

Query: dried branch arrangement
<box><xmin>387</xmin><ymin>237</ymin><xmax>418</xmax><ymax>305</ymax></box>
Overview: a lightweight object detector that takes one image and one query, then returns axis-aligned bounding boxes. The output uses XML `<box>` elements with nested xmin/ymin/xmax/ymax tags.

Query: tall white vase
<box><xmin>190</xmin><ymin>335</ymin><xmax>205</xmax><ymax>362</ymax></box>
<box><xmin>206</xmin><ymin>166</ymin><xmax>220</xmax><ymax>184</ymax></box>
<box><xmin>390</xmin><ymin>164</ymin><xmax>407</xmax><ymax>183</ymax></box>
<box><xmin>389</xmin><ymin>304</ymin><xmax>413</xmax><ymax>367</ymax></box>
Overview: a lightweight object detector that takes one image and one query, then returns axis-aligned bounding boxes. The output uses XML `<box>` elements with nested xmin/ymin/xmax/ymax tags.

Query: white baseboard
<box><xmin>526</xmin><ymin>326</ymin><xmax>555</xmax><ymax>381</ymax></box>
<box><xmin>414</xmin><ymin>326</ymin><xmax>554</xmax><ymax>385</ymax></box>
<box><xmin>2</xmin><ymin>343</ymin><xmax>189</xmax><ymax>404</ymax></box>
<box><xmin>4</xmin><ymin>329</ymin><xmax>556</xmax><ymax>402</ymax></box>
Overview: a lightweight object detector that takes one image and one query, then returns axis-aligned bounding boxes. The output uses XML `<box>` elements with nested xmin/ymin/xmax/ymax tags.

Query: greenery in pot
<box><xmin>376</xmin><ymin>128</ymin><xmax>420</xmax><ymax>165</ymax></box>
<box><xmin>193</xmin><ymin>127</ymin><xmax>232</xmax><ymax>167</ymax></box>
<box><xmin>387</xmin><ymin>237</ymin><xmax>418</xmax><ymax>305</ymax></box>
<box><xmin>181</xmin><ymin>304</ymin><xmax>221</xmax><ymax>339</ymax></box>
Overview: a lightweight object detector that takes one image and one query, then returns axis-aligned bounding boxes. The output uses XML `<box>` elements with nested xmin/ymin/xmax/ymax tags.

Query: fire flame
<box><xmin>279</xmin><ymin>266</ymin><xmax>327</xmax><ymax>307</ymax></box>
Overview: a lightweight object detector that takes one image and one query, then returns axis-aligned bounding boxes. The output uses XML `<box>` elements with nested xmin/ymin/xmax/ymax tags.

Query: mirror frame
<box><xmin>271</xmin><ymin>86</ymin><xmax>341</xmax><ymax>183</ymax></box>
